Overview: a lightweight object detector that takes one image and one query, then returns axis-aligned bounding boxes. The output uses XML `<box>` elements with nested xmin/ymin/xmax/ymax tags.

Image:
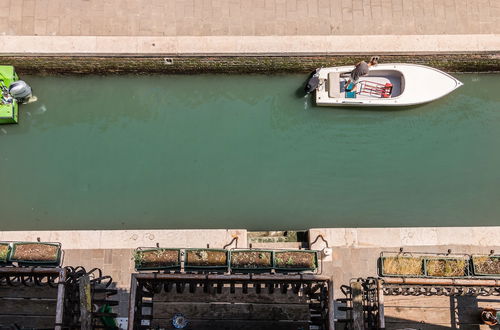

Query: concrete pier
<box><xmin>1</xmin><ymin>227</ymin><xmax>499</xmax><ymax>318</ymax></box>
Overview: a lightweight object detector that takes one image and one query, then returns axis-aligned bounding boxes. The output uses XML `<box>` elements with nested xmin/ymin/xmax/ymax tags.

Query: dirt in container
<box><xmin>136</xmin><ymin>249</ymin><xmax>179</xmax><ymax>268</ymax></box>
<box><xmin>186</xmin><ymin>249</ymin><xmax>227</xmax><ymax>267</ymax></box>
<box><xmin>426</xmin><ymin>258</ymin><xmax>467</xmax><ymax>277</ymax></box>
<box><xmin>12</xmin><ymin>243</ymin><xmax>59</xmax><ymax>261</ymax></box>
<box><xmin>0</xmin><ymin>244</ymin><xmax>9</xmax><ymax>262</ymax></box>
<box><xmin>231</xmin><ymin>251</ymin><xmax>272</xmax><ymax>269</ymax></box>
<box><xmin>275</xmin><ymin>251</ymin><xmax>316</xmax><ymax>269</ymax></box>
<box><xmin>473</xmin><ymin>256</ymin><xmax>500</xmax><ymax>275</ymax></box>
<box><xmin>382</xmin><ymin>257</ymin><xmax>424</xmax><ymax>276</ymax></box>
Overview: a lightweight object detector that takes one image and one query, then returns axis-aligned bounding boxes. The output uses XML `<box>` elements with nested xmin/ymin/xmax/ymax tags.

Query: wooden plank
<box><xmin>151</xmin><ymin>319</ymin><xmax>310</xmax><ymax>329</ymax></box>
<box><xmin>384</xmin><ymin>295</ymin><xmax>500</xmax><ymax>325</ymax></box>
<box><xmin>128</xmin><ymin>275</ymin><xmax>138</xmax><ymax>330</ymax></box>
<box><xmin>79</xmin><ymin>275</ymin><xmax>91</xmax><ymax>330</ymax></box>
<box><xmin>386</xmin><ymin>322</ymin><xmax>457</xmax><ymax>330</ymax></box>
<box><xmin>377</xmin><ymin>280</ymin><xmax>385</xmax><ymax>330</ymax></box>
<box><xmin>351</xmin><ymin>282</ymin><xmax>364</xmax><ymax>330</ymax></box>
<box><xmin>55</xmin><ymin>268</ymin><xmax>66</xmax><ymax>330</ymax></box>
<box><xmin>384</xmin><ymin>307</ymin><xmax>452</xmax><ymax>324</ymax></box>
<box><xmin>0</xmin><ymin>315</ymin><xmax>55</xmax><ymax>328</ymax></box>
<box><xmin>387</xmin><ymin>322</ymin><xmax>497</xmax><ymax>330</ymax></box>
<box><xmin>385</xmin><ymin>295</ymin><xmax>500</xmax><ymax>309</ymax></box>
<box><xmin>0</xmin><ymin>286</ymin><xmax>58</xmax><ymax>299</ymax></box>
<box><xmin>0</xmin><ymin>298</ymin><xmax>56</xmax><ymax>316</ymax></box>
<box><xmin>152</xmin><ymin>302</ymin><xmax>311</xmax><ymax>321</ymax></box>
<box><xmin>328</xmin><ymin>278</ymin><xmax>334</xmax><ymax>330</ymax></box>
<box><xmin>153</xmin><ymin>287</ymin><xmax>307</xmax><ymax>304</ymax></box>
<box><xmin>384</xmin><ymin>295</ymin><xmax>452</xmax><ymax>308</ymax></box>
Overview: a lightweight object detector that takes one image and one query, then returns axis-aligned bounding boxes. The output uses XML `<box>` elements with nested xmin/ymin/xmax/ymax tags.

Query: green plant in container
<box><xmin>274</xmin><ymin>250</ymin><xmax>318</xmax><ymax>272</ymax></box>
<box><xmin>185</xmin><ymin>249</ymin><xmax>228</xmax><ymax>271</ymax></box>
<box><xmin>425</xmin><ymin>257</ymin><xmax>468</xmax><ymax>277</ymax></box>
<box><xmin>472</xmin><ymin>255</ymin><xmax>500</xmax><ymax>276</ymax></box>
<box><xmin>381</xmin><ymin>256</ymin><xmax>424</xmax><ymax>276</ymax></box>
<box><xmin>230</xmin><ymin>250</ymin><xmax>273</xmax><ymax>272</ymax></box>
<box><xmin>9</xmin><ymin>242</ymin><xmax>61</xmax><ymax>266</ymax></box>
<box><xmin>134</xmin><ymin>248</ymin><xmax>181</xmax><ymax>271</ymax></box>
<box><xmin>0</xmin><ymin>243</ymin><xmax>11</xmax><ymax>263</ymax></box>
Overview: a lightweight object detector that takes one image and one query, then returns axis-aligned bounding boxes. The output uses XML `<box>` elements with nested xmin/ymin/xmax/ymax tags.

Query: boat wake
<box><xmin>33</xmin><ymin>104</ymin><xmax>47</xmax><ymax>115</ymax></box>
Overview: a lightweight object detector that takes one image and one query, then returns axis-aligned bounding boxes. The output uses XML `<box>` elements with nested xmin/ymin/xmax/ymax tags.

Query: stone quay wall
<box><xmin>1</xmin><ymin>54</ymin><xmax>499</xmax><ymax>75</ymax></box>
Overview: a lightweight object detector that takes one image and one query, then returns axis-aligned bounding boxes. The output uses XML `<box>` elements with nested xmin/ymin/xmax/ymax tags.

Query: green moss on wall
<box><xmin>0</xmin><ymin>54</ymin><xmax>498</xmax><ymax>75</ymax></box>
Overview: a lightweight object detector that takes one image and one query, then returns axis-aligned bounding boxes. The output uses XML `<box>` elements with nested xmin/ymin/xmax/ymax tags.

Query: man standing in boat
<box><xmin>345</xmin><ymin>56</ymin><xmax>379</xmax><ymax>92</ymax></box>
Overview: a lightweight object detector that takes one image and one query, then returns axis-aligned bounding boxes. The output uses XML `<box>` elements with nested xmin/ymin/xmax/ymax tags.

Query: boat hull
<box><xmin>0</xmin><ymin>65</ymin><xmax>19</xmax><ymax>124</ymax></box>
<box><xmin>315</xmin><ymin>64</ymin><xmax>463</xmax><ymax>107</ymax></box>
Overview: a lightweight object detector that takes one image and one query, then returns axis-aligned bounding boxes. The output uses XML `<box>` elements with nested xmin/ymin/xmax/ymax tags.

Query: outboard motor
<box><xmin>304</xmin><ymin>69</ymin><xmax>320</xmax><ymax>94</ymax></box>
<box><xmin>9</xmin><ymin>80</ymin><xmax>33</xmax><ymax>104</ymax></box>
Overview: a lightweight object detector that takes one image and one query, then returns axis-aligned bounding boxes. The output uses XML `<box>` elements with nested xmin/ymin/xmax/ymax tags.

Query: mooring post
<box><xmin>55</xmin><ymin>268</ymin><xmax>66</xmax><ymax>330</ymax></box>
<box><xmin>79</xmin><ymin>275</ymin><xmax>92</xmax><ymax>330</ymax></box>
<box><xmin>352</xmin><ymin>282</ymin><xmax>364</xmax><ymax>330</ymax></box>
<box><xmin>328</xmin><ymin>277</ymin><xmax>335</xmax><ymax>330</ymax></box>
<box><xmin>377</xmin><ymin>279</ymin><xmax>385</xmax><ymax>329</ymax></box>
<box><xmin>128</xmin><ymin>275</ymin><xmax>138</xmax><ymax>330</ymax></box>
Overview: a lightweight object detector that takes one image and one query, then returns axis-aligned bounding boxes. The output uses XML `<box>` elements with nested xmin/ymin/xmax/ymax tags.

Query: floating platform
<box><xmin>0</xmin><ymin>65</ymin><xmax>19</xmax><ymax>124</ymax></box>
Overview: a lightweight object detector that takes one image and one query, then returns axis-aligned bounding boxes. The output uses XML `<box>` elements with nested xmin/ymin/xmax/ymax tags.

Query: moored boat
<box><xmin>0</xmin><ymin>65</ymin><xmax>33</xmax><ymax>124</ymax></box>
<box><xmin>312</xmin><ymin>64</ymin><xmax>463</xmax><ymax>107</ymax></box>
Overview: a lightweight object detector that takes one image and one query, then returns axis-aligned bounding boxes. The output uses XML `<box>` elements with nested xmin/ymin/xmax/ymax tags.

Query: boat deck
<box><xmin>352</xmin><ymin>75</ymin><xmax>402</xmax><ymax>99</ymax></box>
<box><xmin>329</xmin><ymin>71</ymin><xmax>403</xmax><ymax>100</ymax></box>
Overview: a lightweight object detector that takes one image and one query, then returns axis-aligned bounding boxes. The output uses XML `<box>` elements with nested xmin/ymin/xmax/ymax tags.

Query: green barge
<box><xmin>0</xmin><ymin>66</ymin><xmax>19</xmax><ymax>124</ymax></box>
<box><xmin>0</xmin><ymin>65</ymin><xmax>33</xmax><ymax>124</ymax></box>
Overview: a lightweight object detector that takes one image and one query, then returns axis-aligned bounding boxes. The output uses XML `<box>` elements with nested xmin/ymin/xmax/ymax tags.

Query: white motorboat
<box><xmin>311</xmin><ymin>64</ymin><xmax>463</xmax><ymax>107</ymax></box>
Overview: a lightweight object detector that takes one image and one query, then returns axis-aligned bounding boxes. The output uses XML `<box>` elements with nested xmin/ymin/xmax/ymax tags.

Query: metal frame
<box><xmin>0</xmin><ymin>267</ymin><xmax>67</xmax><ymax>329</ymax></box>
<box><xmin>128</xmin><ymin>273</ymin><xmax>334</xmax><ymax>330</ymax></box>
<box><xmin>339</xmin><ymin>277</ymin><xmax>500</xmax><ymax>330</ymax></box>
<box><xmin>0</xmin><ymin>266</ymin><xmax>118</xmax><ymax>329</ymax></box>
<box><xmin>380</xmin><ymin>251</ymin><xmax>472</xmax><ymax>278</ymax></box>
<box><xmin>134</xmin><ymin>247</ymin><xmax>182</xmax><ymax>271</ymax></box>
<box><xmin>184</xmin><ymin>248</ymin><xmax>229</xmax><ymax>272</ymax></box>
<box><xmin>471</xmin><ymin>254</ymin><xmax>500</xmax><ymax>277</ymax></box>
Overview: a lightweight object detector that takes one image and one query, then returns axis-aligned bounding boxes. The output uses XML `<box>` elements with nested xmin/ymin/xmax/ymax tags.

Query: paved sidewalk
<box><xmin>0</xmin><ymin>0</ymin><xmax>498</xmax><ymax>37</ymax></box>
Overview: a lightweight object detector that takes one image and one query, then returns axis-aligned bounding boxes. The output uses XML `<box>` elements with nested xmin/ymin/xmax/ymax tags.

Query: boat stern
<box><xmin>0</xmin><ymin>65</ymin><xmax>20</xmax><ymax>124</ymax></box>
<box><xmin>0</xmin><ymin>102</ymin><xmax>19</xmax><ymax>124</ymax></box>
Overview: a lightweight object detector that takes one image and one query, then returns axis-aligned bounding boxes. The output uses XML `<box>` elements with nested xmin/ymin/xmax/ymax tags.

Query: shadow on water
<box><xmin>294</xmin><ymin>84</ymin><xmax>308</xmax><ymax>98</ymax></box>
<box><xmin>294</xmin><ymin>70</ymin><xmax>318</xmax><ymax>99</ymax></box>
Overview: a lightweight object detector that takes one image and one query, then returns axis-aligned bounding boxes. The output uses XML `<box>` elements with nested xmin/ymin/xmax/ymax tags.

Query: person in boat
<box><xmin>345</xmin><ymin>56</ymin><xmax>379</xmax><ymax>92</ymax></box>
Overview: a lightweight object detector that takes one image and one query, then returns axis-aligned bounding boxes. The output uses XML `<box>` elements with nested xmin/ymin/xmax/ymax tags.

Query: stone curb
<box><xmin>0</xmin><ymin>229</ymin><xmax>247</xmax><ymax>250</ymax></box>
<box><xmin>309</xmin><ymin>227</ymin><xmax>500</xmax><ymax>249</ymax></box>
<box><xmin>1</xmin><ymin>35</ymin><xmax>499</xmax><ymax>55</ymax></box>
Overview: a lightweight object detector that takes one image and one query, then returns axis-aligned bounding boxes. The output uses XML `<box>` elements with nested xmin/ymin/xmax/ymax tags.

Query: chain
<box><xmin>384</xmin><ymin>285</ymin><xmax>500</xmax><ymax>296</ymax></box>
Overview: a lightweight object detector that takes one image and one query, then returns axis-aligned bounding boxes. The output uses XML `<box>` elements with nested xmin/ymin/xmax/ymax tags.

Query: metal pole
<box><xmin>383</xmin><ymin>277</ymin><xmax>500</xmax><ymax>286</ymax></box>
<box><xmin>0</xmin><ymin>267</ymin><xmax>61</xmax><ymax>275</ymax></box>
<box><xmin>133</xmin><ymin>273</ymin><xmax>331</xmax><ymax>282</ymax></box>
<box><xmin>377</xmin><ymin>279</ymin><xmax>385</xmax><ymax>330</ymax></box>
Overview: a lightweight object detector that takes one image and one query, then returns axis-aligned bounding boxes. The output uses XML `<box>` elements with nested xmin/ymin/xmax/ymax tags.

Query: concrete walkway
<box><xmin>0</xmin><ymin>0</ymin><xmax>498</xmax><ymax>36</ymax></box>
<box><xmin>0</xmin><ymin>0</ymin><xmax>499</xmax><ymax>55</ymax></box>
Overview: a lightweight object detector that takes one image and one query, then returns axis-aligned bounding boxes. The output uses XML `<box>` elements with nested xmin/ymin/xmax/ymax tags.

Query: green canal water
<box><xmin>0</xmin><ymin>74</ymin><xmax>499</xmax><ymax>230</ymax></box>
